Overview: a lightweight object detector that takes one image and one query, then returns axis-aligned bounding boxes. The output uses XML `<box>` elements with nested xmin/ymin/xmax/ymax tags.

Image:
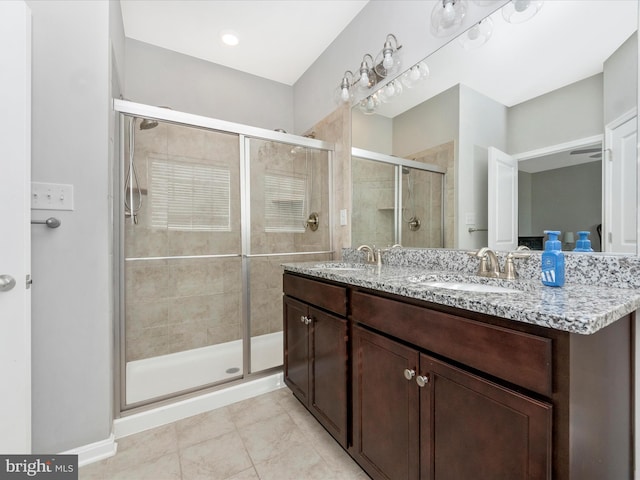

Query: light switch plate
<box><xmin>465</xmin><ymin>212</ymin><xmax>475</xmax><ymax>225</ymax></box>
<box><xmin>31</xmin><ymin>182</ymin><xmax>74</xmax><ymax>211</ymax></box>
<box><xmin>340</xmin><ymin>209</ymin><xmax>348</xmax><ymax>226</ymax></box>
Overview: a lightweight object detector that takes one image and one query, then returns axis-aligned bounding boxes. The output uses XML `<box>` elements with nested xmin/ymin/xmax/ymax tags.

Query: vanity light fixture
<box><xmin>459</xmin><ymin>17</ymin><xmax>494</xmax><ymax>49</ymax></box>
<box><xmin>334</xmin><ymin>33</ymin><xmax>407</xmax><ymax>108</ymax></box>
<box><xmin>374</xmin><ymin>34</ymin><xmax>403</xmax><ymax>78</ymax></box>
<box><xmin>502</xmin><ymin>0</ymin><xmax>543</xmax><ymax>24</ymax></box>
<box><xmin>431</xmin><ymin>0</ymin><xmax>468</xmax><ymax>37</ymax></box>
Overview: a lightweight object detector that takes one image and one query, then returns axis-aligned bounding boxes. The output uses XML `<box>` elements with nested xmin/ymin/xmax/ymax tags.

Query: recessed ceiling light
<box><xmin>220</xmin><ymin>30</ymin><xmax>239</xmax><ymax>46</ymax></box>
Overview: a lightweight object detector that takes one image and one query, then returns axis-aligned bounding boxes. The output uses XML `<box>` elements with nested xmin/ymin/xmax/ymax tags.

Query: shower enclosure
<box><xmin>351</xmin><ymin>148</ymin><xmax>446</xmax><ymax>248</ymax></box>
<box><xmin>115</xmin><ymin>101</ymin><xmax>333</xmax><ymax>410</ymax></box>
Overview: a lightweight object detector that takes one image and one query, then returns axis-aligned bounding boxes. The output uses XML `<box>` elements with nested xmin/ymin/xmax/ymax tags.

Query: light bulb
<box><xmin>383</xmin><ymin>52</ymin><xmax>394</xmax><ymax>69</ymax></box>
<box><xmin>359</xmin><ymin>71</ymin><xmax>369</xmax><ymax>88</ymax></box>
<box><xmin>514</xmin><ymin>0</ymin><xmax>530</xmax><ymax>13</ymax></box>
<box><xmin>385</xmin><ymin>83</ymin><xmax>395</xmax><ymax>97</ymax></box>
<box><xmin>410</xmin><ymin>67</ymin><xmax>420</xmax><ymax>81</ymax></box>
<box><xmin>467</xmin><ymin>25</ymin><xmax>480</xmax><ymax>41</ymax></box>
<box><xmin>340</xmin><ymin>87</ymin><xmax>350</xmax><ymax>102</ymax></box>
<box><xmin>442</xmin><ymin>1</ymin><xmax>456</xmax><ymax>26</ymax></box>
<box><xmin>502</xmin><ymin>0</ymin><xmax>542</xmax><ymax>24</ymax></box>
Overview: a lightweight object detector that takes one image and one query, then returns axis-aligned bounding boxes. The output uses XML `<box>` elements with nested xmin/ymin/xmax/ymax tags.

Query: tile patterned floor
<box><xmin>79</xmin><ymin>388</ymin><xmax>369</xmax><ymax>480</ymax></box>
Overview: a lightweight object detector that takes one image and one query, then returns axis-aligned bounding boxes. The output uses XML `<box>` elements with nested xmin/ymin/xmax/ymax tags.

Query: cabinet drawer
<box><xmin>283</xmin><ymin>273</ymin><xmax>347</xmax><ymax>317</ymax></box>
<box><xmin>352</xmin><ymin>291</ymin><xmax>552</xmax><ymax>396</ymax></box>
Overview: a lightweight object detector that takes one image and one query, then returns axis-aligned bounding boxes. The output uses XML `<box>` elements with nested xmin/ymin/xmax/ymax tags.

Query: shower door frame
<box><xmin>351</xmin><ymin>147</ymin><xmax>446</xmax><ymax>247</ymax></box>
<box><xmin>114</xmin><ymin>99</ymin><xmax>334</xmax><ymax>414</ymax></box>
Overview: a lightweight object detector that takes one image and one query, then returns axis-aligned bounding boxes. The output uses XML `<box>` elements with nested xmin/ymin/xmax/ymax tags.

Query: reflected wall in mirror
<box><xmin>351</xmin><ymin>0</ymin><xmax>638</xmax><ymax>254</ymax></box>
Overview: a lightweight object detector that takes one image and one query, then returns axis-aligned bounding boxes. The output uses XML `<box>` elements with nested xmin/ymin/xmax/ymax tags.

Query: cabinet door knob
<box><xmin>305</xmin><ymin>316</ymin><xmax>313</xmax><ymax>325</ymax></box>
<box><xmin>300</xmin><ymin>315</ymin><xmax>307</xmax><ymax>324</ymax></box>
<box><xmin>416</xmin><ymin>374</ymin><xmax>430</xmax><ymax>387</ymax></box>
<box><xmin>403</xmin><ymin>369</ymin><xmax>416</xmax><ymax>380</ymax></box>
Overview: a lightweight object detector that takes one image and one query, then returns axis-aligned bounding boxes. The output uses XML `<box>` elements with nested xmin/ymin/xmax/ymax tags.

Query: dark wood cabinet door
<box><xmin>420</xmin><ymin>354</ymin><xmax>552</xmax><ymax>480</ymax></box>
<box><xmin>283</xmin><ymin>296</ymin><xmax>309</xmax><ymax>403</ymax></box>
<box><xmin>351</xmin><ymin>324</ymin><xmax>420</xmax><ymax>480</ymax></box>
<box><xmin>309</xmin><ymin>307</ymin><xmax>348</xmax><ymax>447</ymax></box>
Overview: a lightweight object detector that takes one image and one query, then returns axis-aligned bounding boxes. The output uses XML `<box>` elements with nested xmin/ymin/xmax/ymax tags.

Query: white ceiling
<box><xmin>119</xmin><ymin>0</ymin><xmax>369</xmax><ymax>86</ymax></box>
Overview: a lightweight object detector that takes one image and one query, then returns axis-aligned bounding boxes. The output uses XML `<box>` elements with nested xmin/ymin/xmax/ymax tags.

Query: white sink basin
<box><xmin>424</xmin><ymin>281</ymin><xmax>521</xmax><ymax>294</ymax></box>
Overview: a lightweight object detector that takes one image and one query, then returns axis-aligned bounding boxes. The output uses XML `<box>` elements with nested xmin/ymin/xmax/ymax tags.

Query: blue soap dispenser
<box><xmin>541</xmin><ymin>230</ymin><xmax>565</xmax><ymax>287</ymax></box>
<box><xmin>574</xmin><ymin>231</ymin><xmax>594</xmax><ymax>252</ymax></box>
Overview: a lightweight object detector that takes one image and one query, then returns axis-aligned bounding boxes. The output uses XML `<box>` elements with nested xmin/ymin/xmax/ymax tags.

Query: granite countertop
<box><xmin>282</xmin><ymin>260</ymin><xmax>640</xmax><ymax>335</ymax></box>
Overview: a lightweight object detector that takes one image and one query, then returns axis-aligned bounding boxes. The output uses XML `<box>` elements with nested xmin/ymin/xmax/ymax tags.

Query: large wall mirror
<box><xmin>352</xmin><ymin>0</ymin><xmax>638</xmax><ymax>255</ymax></box>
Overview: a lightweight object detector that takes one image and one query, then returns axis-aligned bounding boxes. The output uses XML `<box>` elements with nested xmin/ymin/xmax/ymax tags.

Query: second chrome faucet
<box><xmin>357</xmin><ymin>244</ymin><xmax>402</xmax><ymax>268</ymax></box>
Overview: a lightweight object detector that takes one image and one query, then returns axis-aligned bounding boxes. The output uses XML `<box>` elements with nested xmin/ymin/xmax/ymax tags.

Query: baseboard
<box><xmin>61</xmin><ymin>433</ymin><xmax>117</xmax><ymax>467</ymax></box>
<box><xmin>113</xmin><ymin>372</ymin><xmax>285</xmax><ymax>439</ymax></box>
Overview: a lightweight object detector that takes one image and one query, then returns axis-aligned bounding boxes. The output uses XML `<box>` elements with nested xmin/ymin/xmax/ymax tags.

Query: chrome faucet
<box><xmin>470</xmin><ymin>247</ymin><xmax>531</xmax><ymax>280</ymax></box>
<box><xmin>357</xmin><ymin>245</ymin><xmax>376</xmax><ymax>264</ymax></box>
<box><xmin>473</xmin><ymin>247</ymin><xmax>500</xmax><ymax>278</ymax></box>
<box><xmin>358</xmin><ymin>244</ymin><xmax>402</xmax><ymax>268</ymax></box>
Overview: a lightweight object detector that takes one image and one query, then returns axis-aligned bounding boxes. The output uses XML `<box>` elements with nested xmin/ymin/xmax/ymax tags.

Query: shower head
<box><xmin>139</xmin><ymin>118</ymin><xmax>159</xmax><ymax>130</ymax></box>
<box><xmin>402</xmin><ymin>166</ymin><xmax>410</xmax><ymax>174</ymax></box>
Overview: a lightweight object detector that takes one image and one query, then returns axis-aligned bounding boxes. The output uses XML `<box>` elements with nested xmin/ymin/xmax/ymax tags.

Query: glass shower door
<box><xmin>123</xmin><ymin>119</ymin><xmax>244</xmax><ymax>407</ymax></box>
<box><xmin>246</xmin><ymin>138</ymin><xmax>332</xmax><ymax>374</ymax></box>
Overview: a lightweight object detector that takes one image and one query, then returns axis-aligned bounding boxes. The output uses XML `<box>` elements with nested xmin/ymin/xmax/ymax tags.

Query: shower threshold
<box><xmin>126</xmin><ymin>331</ymin><xmax>282</xmax><ymax>404</ymax></box>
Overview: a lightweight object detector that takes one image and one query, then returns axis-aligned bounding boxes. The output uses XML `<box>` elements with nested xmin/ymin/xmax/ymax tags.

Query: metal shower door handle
<box><xmin>0</xmin><ymin>274</ymin><xmax>16</xmax><ymax>292</ymax></box>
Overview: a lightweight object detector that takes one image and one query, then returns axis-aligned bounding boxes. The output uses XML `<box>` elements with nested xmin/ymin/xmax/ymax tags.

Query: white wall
<box><xmin>603</xmin><ymin>32</ymin><xmax>638</xmax><ymax>125</ymax></box>
<box><xmin>293</xmin><ymin>1</ymin><xmax>505</xmax><ymax>134</ymax></box>
<box><xmin>392</xmin><ymin>85</ymin><xmax>460</xmax><ymax>158</ymax></box>
<box><xmin>124</xmin><ymin>38</ymin><xmax>294</xmax><ymax>132</ymax></box>
<box><xmin>27</xmin><ymin>0</ymin><xmax>113</xmax><ymax>452</ymax></box>
<box><xmin>457</xmin><ymin>85</ymin><xmax>508</xmax><ymax>250</ymax></box>
<box><xmin>352</xmin><ymin>109</ymin><xmax>393</xmax><ymax>154</ymax></box>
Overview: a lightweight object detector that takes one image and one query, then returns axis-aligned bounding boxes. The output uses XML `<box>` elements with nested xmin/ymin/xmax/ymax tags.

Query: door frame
<box><xmin>603</xmin><ymin>108</ymin><xmax>637</xmax><ymax>254</ymax></box>
<box><xmin>0</xmin><ymin>0</ymin><xmax>32</xmax><ymax>454</ymax></box>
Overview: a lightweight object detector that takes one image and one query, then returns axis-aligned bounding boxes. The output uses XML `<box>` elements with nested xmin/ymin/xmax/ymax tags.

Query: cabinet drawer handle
<box><xmin>403</xmin><ymin>369</ymin><xmax>416</xmax><ymax>380</ymax></box>
<box><xmin>416</xmin><ymin>374</ymin><xmax>430</xmax><ymax>387</ymax></box>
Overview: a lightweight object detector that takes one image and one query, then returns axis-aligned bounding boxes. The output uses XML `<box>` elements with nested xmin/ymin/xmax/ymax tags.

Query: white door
<box><xmin>0</xmin><ymin>0</ymin><xmax>32</xmax><ymax>453</ymax></box>
<box><xmin>488</xmin><ymin>147</ymin><xmax>518</xmax><ymax>251</ymax></box>
<box><xmin>604</xmin><ymin>113</ymin><xmax>637</xmax><ymax>254</ymax></box>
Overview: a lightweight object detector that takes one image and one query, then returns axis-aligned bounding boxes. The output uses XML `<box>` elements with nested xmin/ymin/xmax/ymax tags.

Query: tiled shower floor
<box><xmin>79</xmin><ymin>388</ymin><xmax>368</xmax><ymax>479</ymax></box>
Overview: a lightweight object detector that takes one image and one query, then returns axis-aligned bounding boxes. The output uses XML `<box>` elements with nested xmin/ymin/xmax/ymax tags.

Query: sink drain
<box><xmin>226</xmin><ymin>367</ymin><xmax>240</xmax><ymax>374</ymax></box>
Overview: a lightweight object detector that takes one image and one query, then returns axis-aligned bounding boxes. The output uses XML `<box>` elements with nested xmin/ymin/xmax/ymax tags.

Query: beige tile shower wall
<box><xmin>307</xmin><ymin>104</ymin><xmax>351</xmax><ymax>252</ymax></box>
<box><xmin>351</xmin><ymin>158</ymin><xmax>395</xmax><ymax>248</ymax></box>
<box><xmin>249</xmin><ymin>140</ymin><xmax>331</xmax><ymax>255</ymax></box>
<box><xmin>408</xmin><ymin>141</ymin><xmax>455</xmax><ymax>248</ymax></box>
<box><xmin>125</xmin><ymin>257</ymin><xmax>242</xmax><ymax>361</ymax></box>
<box><xmin>124</xmin><ymin>121</ymin><xmax>242</xmax><ymax>362</ymax></box>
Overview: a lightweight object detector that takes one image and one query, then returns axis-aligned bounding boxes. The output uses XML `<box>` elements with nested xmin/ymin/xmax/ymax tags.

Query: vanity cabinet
<box><xmin>352</xmin><ymin>323</ymin><xmax>552</xmax><ymax>480</ymax></box>
<box><xmin>283</xmin><ymin>274</ymin><xmax>348</xmax><ymax>447</ymax></box>
<box><xmin>282</xmin><ymin>272</ymin><xmax>632</xmax><ymax>480</ymax></box>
